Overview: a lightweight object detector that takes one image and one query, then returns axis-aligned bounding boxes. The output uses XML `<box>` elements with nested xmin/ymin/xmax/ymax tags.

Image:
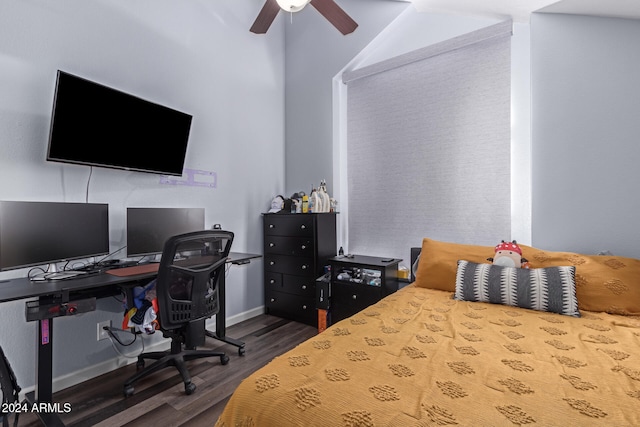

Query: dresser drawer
<box><xmin>264</xmin><ymin>271</ymin><xmax>282</xmax><ymax>289</ymax></box>
<box><xmin>264</xmin><ymin>235</ymin><xmax>313</xmax><ymax>257</ymax></box>
<box><xmin>331</xmin><ymin>282</ymin><xmax>383</xmax><ymax>322</ymax></box>
<box><xmin>265</xmin><ymin>254</ymin><xmax>313</xmax><ymax>276</ymax></box>
<box><xmin>265</xmin><ymin>290</ymin><xmax>316</xmax><ymax>326</ymax></box>
<box><xmin>265</xmin><ymin>272</ymin><xmax>315</xmax><ymax>297</ymax></box>
<box><xmin>264</xmin><ymin>215</ymin><xmax>314</xmax><ymax>237</ymax></box>
<box><xmin>283</xmin><ymin>274</ymin><xmax>315</xmax><ymax>297</ymax></box>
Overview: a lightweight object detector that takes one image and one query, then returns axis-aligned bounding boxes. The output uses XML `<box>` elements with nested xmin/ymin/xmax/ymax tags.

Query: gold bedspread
<box><xmin>216</xmin><ymin>285</ymin><xmax>640</xmax><ymax>426</ymax></box>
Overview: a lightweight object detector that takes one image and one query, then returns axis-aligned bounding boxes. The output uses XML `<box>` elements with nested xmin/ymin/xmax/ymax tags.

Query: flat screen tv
<box><xmin>0</xmin><ymin>201</ymin><xmax>110</xmax><ymax>271</ymax></box>
<box><xmin>46</xmin><ymin>70</ymin><xmax>193</xmax><ymax>176</ymax></box>
<box><xmin>126</xmin><ymin>207</ymin><xmax>205</xmax><ymax>257</ymax></box>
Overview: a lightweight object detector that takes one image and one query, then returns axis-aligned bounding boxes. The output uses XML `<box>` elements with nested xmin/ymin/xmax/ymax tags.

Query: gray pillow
<box><xmin>454</xmin><ymin>260</ymin><xmax>580</xmax><ymax>317</ymax></box>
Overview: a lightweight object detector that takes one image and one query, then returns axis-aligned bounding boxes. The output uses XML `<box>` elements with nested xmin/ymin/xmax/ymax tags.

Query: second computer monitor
<box><xmin>0</xmin><ymin>200</ymin><xmax>109</xmax><ymax>271</ymax></box>
<box><xmin>126</xmin><ymin>207</ymin><xmax>205</xmax><ymax>257</ymax></box>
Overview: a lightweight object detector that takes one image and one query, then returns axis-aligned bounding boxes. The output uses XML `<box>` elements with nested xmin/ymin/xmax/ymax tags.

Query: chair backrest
<box><xmin>0</xmin><ymin>345</ymin><xmax>20</xmax><ymax>427</ymax></box>
<box><xmin>156</xmin><ymin>230</ymin><xmax>234</xmax><ymax>330</ymax></box>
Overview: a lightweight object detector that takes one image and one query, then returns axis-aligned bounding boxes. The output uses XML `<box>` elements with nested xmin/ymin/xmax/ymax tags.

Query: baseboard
<box><xmin>221</xmin><ymin>306</ymin><xmax>265</xmax><ymax>328</ymax></box>
<box><xmin>19</xmin><ymin>339</ymin><xmax>171</xmax><ymax>400</ymax></box>
<box><xmin>19</xmin><ymin>306</ymin><xmax>265</xmax><ymax>399</ymax></box>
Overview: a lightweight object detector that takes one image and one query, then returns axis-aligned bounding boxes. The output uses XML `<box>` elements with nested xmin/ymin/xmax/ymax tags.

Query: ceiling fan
<box><xmin>250</xmin><ymin>0</ymin><xmax>358</xmax><ymax>35</ymax></box>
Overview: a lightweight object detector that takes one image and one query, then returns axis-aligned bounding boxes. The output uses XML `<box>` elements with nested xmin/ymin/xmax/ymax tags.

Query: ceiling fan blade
<box><xmin>250</xmin><ymin>0</ymin><xmax>281</xmax><ymax>34</ymax></box>
<box><xmin>310</xmin><ymin>0</ymin><xmax>358</xmax><ymax>35</ymax></box>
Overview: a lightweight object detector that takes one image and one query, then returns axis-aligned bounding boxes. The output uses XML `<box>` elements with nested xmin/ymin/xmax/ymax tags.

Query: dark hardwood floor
<box><xmin>19</xmin><ymin>314</ymin><xmax>317</xmax><ymax>427</ymax></box>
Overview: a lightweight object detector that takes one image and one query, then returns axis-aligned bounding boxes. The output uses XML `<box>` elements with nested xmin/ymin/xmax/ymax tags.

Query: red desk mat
<box><xmin>106</xmin><ymin>263</ymin><xmax>159</xmax><ymax>277</ymax></box>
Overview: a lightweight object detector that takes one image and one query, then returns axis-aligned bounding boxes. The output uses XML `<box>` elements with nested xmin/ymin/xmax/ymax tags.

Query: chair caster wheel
<box><xmin>185</xmin><ymin>382</ymin><xmax>196</xmax><ymax>395</ymax></box>
<box><xmin>221</xmin><ymin>355</ymin><xmax>230</xmax><ymax>365</ymax></box>
<box><xmin>124</xmin><ymin>385</ymin><xmax>134</xmax><ymax>397</ymax></box>
<box><xmin>238</xmin><ymin>347</ymin><xmax>245</xmax><ymax>356</ymax></box>
<box><xmin>136</xmin><ymin>359</ymin><xmax>145</xmax><ymax>370</ymax></box>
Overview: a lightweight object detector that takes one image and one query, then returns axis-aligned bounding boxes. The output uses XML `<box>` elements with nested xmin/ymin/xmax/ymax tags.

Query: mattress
<box><xmin>215</xmin><ymin>285</ymin><xmax>640</xmax><ymax>426</ymax></box>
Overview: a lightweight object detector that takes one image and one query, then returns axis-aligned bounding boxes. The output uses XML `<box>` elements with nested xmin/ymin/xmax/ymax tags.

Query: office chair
<box><xmin>123</xmin><ymin>230</ymin><xmax>234</xmax><ymax>397</ymax></box>
<box><xmin>0</xmin><ymin>345</ymin><xmax>22</xmax><ymax>427</ymax></box>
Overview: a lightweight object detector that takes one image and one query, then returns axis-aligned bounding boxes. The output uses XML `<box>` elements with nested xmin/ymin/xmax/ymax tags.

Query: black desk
<box><xmin>0</xmin><ymin>251</ymin><xmax>260</xmax><ymax>427</ymax></box>
<box><xmin>208</xmin><ymin>252</ymin><xmax>262</xmax><ymax>356</ymax></box>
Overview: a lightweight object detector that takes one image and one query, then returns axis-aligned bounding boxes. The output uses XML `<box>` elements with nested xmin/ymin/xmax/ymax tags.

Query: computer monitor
<box><xmin>126</xmin><ymin>207</ymin><xmax>205</xmax><ymax>257</ymax></box>
<box><xmin>0</xmin><ymin>201</ymin><xmax>110</xmax><ymax>271</ymax></box>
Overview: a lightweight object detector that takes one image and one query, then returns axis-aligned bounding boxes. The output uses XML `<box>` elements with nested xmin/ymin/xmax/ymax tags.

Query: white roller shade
<box><xmin>343</xmin><ymin>21</ymin><xmax>512</xmax><ymax>261</ymax></box>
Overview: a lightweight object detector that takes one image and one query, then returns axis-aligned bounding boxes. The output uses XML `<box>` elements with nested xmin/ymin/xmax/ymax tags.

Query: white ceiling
<box><xmin>409</xmin><ymin>0</ymin><xmax>640</xmax><ymax>22</ymax></box>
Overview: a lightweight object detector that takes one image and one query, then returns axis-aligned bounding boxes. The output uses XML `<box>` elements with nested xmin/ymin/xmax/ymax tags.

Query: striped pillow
<box><xmin>455</xmin><ymin>260</ymin><xmax>580</xmax><ymax>317</ymax></box>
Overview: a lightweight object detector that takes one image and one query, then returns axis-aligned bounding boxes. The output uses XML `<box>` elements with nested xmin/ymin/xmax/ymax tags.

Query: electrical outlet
<box><xmin>97</xmin><ymin>320</ymin><xmax>110</xmax><ymax>341</ymax></box>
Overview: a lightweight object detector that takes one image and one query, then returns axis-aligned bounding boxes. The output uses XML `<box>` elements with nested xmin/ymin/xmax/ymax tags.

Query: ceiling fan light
<box><xmin>276</xmin><ymin>0</ymin><xmax>309</xmax><ymax>13</ymax></box>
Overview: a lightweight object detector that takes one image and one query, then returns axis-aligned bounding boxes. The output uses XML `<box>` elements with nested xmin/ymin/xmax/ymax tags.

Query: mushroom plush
<box><xmin>488</xmin><ymin>240</ymin><xmax>530</xmax><ymax>268</ymax></box>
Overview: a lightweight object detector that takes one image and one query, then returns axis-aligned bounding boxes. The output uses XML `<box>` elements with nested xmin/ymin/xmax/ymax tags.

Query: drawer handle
<box><xmin>269</xmin><ymin>243</ymin><xmax>275</xmax><ymax>247</ymax></box>
<box><xmin>270</xmin><ymin>279</ymin><xmax>275</xmax><ymax>284</ymax></box>
<box><xmin>301</xmin><ymin>285</ymin><xmax>307</xmax><ymax>290</ymax></box>
<box><xmin>270</xmin><ymin>261</ymin><xmax>275</xmax><ymax>266</ymax></box>
<box><xmin>301</xmin><ymin>245</ymin><xmax>306</xmax><ymax>250</ymax></box>
<box><xmin>270</xmin><ymin>298</ymin><xmax>276</xmax><ymax>303</ymax></box>
<box><xmin>301</xmin><ymin>265</ymin><xmax>307</xmax><ymax>270</ymax></box>
<box><xmin>302</xmin><ymin>305</ymin><xmax>307</xmax><ymax>310</ymax></box>
<box><xmin>269</xmin><ymin>224</ymin><xmax>275</xmax><ymax>228</ymax></box>
<box><xmin>300</xmin><ymin>225</ymin><xmax>306</xmax><ymax>230</ymax></box>
<box><xmin>352</xmin><ymin>295</ymin><xmax>357</xmax><ymax>300</ymax></box>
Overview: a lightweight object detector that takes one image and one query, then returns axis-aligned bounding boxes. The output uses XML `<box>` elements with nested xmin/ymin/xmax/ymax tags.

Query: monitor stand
<box><xmin>46</xmin><ymin>263</ymin><xmax>61</xmax><ymax>273</ymax></box>
<box><xmin>29</xmin><ymin>263</ymin><xmax>60</xmax><ymax>281</ymax></box>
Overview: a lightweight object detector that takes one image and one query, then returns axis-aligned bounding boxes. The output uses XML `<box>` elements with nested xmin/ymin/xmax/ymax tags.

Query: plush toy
<box><xmin>488</xmin><ymin>240</ymin><xmax>530</xmax><ymax>268</ymax></box>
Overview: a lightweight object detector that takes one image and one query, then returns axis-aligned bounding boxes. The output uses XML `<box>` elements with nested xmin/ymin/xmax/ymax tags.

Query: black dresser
<box><xmin>263</xmin><ymin>213</ymin><xmax>337</xmax><ymax>327</ymax></box>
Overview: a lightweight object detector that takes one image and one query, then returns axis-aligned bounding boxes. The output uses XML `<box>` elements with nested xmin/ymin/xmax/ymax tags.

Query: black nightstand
<box><xmin>329</xmin><ymin>255</ymin><xmax>400</xmax><ymax>323</ymax></box>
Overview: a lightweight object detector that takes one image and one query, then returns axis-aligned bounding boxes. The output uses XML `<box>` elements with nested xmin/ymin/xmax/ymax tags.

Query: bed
<box><xmin>215</xmin><ymin>238</ymin><xmax>640</xmax><ymax>426</ymax></box>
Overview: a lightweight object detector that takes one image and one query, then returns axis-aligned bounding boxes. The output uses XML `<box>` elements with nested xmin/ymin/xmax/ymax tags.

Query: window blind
<box><xmin>342</xmin><ymin>21</ymin><xmax>512</xmax><ymax>262</ymax></box>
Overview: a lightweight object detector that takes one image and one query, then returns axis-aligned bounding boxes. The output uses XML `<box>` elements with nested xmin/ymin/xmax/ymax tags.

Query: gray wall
<box><xmin>283</xmin><ymin>0</ymin><xmax>408</xmax><ymax>197</ymax></box>
<box><xmin>0</xmin><ymin>0</ymin><xmax>284</xmax><ymax>392</ymax></box>
<box><xmin>531</xmin><ymin>13</ymin><xmax>640</xmax><ymax>257</ymax></box>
